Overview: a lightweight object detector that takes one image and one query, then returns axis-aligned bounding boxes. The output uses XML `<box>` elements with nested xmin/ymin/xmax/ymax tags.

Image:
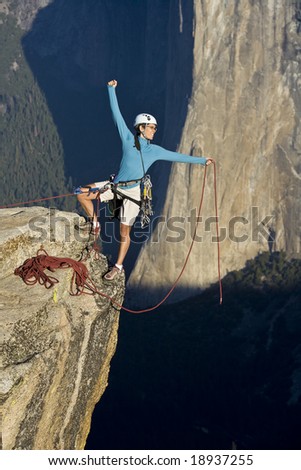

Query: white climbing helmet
<box><xmin>134</xmin><ymin>113</ymin><xmax>157</xmax><ymax>128</ymax></box>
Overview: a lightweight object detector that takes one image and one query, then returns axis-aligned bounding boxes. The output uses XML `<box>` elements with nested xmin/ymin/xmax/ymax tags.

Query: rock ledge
<box><xmin>0</xmin><ymin>207</ymin><xmax>124</xmax><ymax>449</ymax></box>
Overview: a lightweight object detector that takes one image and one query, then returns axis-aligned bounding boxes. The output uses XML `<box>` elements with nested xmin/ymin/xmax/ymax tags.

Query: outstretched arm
<box><xmin>107</xmin><ymin>79</ymin><xmax>132</xmax><ymax>141</ymax></box>
<box><xmin>153</xmin><ymin>145</ymin><xmax>213</xmax><ymax>166</ymax></box>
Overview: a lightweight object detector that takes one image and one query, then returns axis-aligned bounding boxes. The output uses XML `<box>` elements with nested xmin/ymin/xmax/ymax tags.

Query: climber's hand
<box><xmin>108</xmin><ymin>79</ymin><xmax>117</xmax><ymax>87</ymax></box>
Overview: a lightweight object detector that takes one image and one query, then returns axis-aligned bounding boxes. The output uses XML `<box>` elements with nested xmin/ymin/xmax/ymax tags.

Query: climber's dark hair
<box><xmin>134</xmin><ymin>125</ymin><xmax>145</xmax><ymax>151</ymax></box>
<box><xmin>134</xmin><ymin>133</ymin><xmax>140</xmax><ymax>151</ymax></box>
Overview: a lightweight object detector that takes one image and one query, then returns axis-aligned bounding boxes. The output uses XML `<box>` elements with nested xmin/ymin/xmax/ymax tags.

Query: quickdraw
<box><xmin>140</xmin><ymin>175</ymin><xmax>153</xmax><ymax>228</ymax></box>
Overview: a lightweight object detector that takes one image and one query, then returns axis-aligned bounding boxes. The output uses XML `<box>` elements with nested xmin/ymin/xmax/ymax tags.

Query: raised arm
<box><xmin>107</xmin><ymin>80</ymin><xmax>133</xmax><ymax>142</ymax></box>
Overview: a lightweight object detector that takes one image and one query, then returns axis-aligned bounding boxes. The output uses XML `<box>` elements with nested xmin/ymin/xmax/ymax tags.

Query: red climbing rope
<box><xmin>14</xmin><ymin>249</ymin><xmax>91</xmax><ymax>295</ymax></box>
<box><xmin>14</xmin><ymin>162</ymin><xmax>223</xmax><ymax>312</ymax></box>
<box><xmin>0</xmin><ymin>193</ymin><xmax>74</xmax><ymax>209</ymax></box>
<box><xmin>213</xmin><ymin>162</ymin><xmax>223</xmax><ymax>304</ymax></box>
<box><xmin>14</xmin><ymin>248</ymin><xmax>112</xmax><ymax>299</ymax></box>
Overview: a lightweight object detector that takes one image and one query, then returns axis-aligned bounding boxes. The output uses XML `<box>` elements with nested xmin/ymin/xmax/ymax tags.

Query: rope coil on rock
<box><xmin>14</xmin><ymin>249</ymin><xmax>94</xmax><ymax>296</ymax></box>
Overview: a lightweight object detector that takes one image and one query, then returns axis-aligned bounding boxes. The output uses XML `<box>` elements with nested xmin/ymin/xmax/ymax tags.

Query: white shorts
<box><xmin>95</xmin><ymin>180</ymin><xmax>141</xmax><ymax>226</ymax></box>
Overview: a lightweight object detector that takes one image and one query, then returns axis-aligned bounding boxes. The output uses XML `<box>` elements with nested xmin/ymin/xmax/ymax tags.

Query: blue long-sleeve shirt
<box><xmin>108</xmin><ymin>86</ymin><xmax>207</xmax><ymax>184</ymax></box>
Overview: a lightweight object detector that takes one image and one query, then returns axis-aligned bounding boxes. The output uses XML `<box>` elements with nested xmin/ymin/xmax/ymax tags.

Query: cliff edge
<box><xmin>0</xmin><ymin>207</ymin><xmax>124</xmax><ymax>449</ymax></box>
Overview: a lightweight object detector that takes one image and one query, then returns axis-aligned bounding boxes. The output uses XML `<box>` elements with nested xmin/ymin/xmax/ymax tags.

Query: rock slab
<box><xmin>0</xmin><ymin>207</ymin><xmax>124</xmax><ymax>449</ymax></box>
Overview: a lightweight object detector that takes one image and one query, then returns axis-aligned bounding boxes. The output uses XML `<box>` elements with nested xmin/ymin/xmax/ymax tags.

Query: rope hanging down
<box><xmin>13</xmin><ymin>162</ymin><xmax>223</xmax><ymax>312</ymax></box>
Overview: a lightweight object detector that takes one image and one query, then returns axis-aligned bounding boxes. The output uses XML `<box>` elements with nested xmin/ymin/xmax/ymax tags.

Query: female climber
<box><xmin>77</xmin><ymin>79</ymin><xmax>213</xmax><ymax>281</ymax></box>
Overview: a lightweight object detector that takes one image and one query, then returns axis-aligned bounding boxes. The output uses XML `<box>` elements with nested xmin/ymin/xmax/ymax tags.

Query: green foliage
<box><xmin>0</xmin><ymin>13</ymin><xmax>74</xmax><ymax>210</ymax></box>
<box><xmin>224</xmin><ymin>251</ymin><xmax>301</xmax><ymax>292</ymax></box>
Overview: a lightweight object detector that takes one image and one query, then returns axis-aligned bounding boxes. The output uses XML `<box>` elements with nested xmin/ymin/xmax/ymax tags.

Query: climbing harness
<box><xmin>107</xmin><ymin>191</ymin><xmax>123</xmax><ymax>220</ymax></box>
<box><xmin>12</xmin><ymin>162</ymin><xmax>223</xmax><ymax>311</ymax></box>
<box><xmin>73</xmin><ymin>177</ymin><xmax>150</xmax><ymax>226</ymax></box>
<box><xmin>104</xmin><ymin>175</ymin><xmax>141</xmax><ymax>221</ymax></box>
<box><xmin>109</xmin><ymin>175</ymin><xmax>153</xmax><ymax>227</ymax></box>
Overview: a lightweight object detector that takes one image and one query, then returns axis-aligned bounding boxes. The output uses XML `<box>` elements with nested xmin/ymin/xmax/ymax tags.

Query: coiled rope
<box><xmin>11</xmin><ymin>162</ymin><xmax>222</xmax><ymax>312</ymax></box>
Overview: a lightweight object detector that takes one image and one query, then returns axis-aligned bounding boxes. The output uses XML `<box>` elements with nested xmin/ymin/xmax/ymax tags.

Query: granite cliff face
<box><xmin>0</xmin><ymin>0</ymin><xmax>52</xmax><ymax>31</ymax></box>
<box><xmin>0</xmin><ymin>207</ymin><xmax>124</xmax><ymax>449</ymax></box>
<box><xmin>128</xmin><ymin>0</ymin><xmax>301</xmax><ymax>303</ymax></box>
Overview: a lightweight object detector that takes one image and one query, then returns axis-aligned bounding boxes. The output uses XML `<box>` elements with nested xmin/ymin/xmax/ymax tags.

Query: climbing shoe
<box><xmin>103</xmin><ymin>265</ymin><xmax>124</xmax><ymax>281</ymax></box>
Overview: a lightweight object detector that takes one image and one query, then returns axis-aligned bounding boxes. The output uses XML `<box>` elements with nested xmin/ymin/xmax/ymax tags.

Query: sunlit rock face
<box><xmin>128</xmin><ymin>0</ymin><xmax>301</xmax><ymax>304</ymax></box>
